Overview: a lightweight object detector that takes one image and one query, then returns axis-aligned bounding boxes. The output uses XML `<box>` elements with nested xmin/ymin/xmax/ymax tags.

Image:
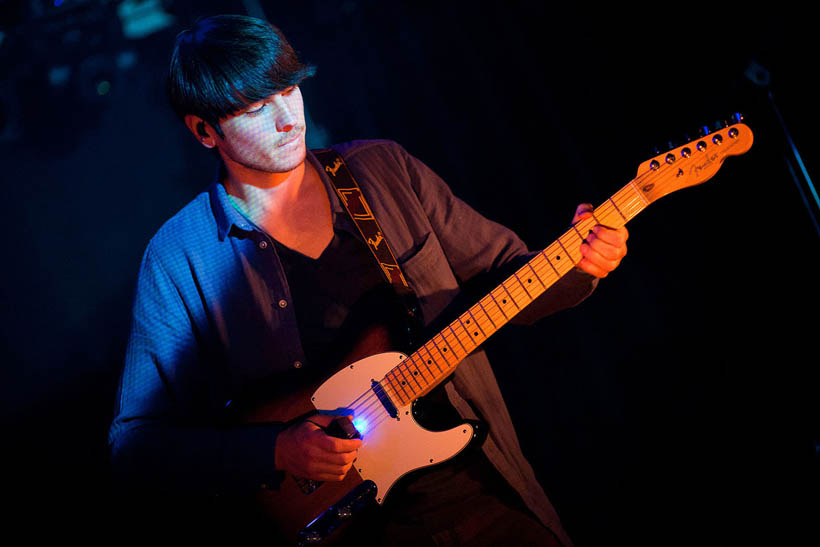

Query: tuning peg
<box><xmin>731</xmin><ymin>112</ymin><xmax>744</xmax><ymax>124</ymax></box>
<box><xmin>698</xmin><ymin>125</ymin><xmax>710</xmax><ymax>137</ymax></box>
<box><xmin>713</xmin><ymin>120</ymin><xmax>724</xmax><ymax>131</ymax></box>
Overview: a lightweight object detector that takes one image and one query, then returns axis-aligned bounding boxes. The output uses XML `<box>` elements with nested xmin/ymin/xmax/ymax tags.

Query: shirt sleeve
<box><xmin>398</xmin><ymin>144</ymin><xmax>598</xmax><ymax>325</ymax></box>
<box><xmin>108</xmin><ymin>243</ymin><xmax>284</xmax><ymax>496</ymax></box>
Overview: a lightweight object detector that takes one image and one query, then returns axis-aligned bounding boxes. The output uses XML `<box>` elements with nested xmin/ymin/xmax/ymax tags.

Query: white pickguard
<box><xmin>312</xmin><ymin>352</ymin><xmax>474</xmax><ymax>504</ymax></box>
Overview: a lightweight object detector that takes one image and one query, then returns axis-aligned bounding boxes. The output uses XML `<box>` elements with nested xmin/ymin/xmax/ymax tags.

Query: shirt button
<box><xmin>278</xmin><ymin>299</ymin><xmax>288</xmax><ymax>308</ymax></box>
<box><xmin>293</xmin><ymin>361</ymin><xmax>302</xmax><ymax>369</ymax></box>
<box><xmin>258</xmin><ymin>240</ymin><xmax>268</xmax><ymax>249</ymax></box>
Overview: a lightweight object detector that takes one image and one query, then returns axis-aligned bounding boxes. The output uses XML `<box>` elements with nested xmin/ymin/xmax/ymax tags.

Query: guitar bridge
<box><xmin>296</xmin><ymin>477</ymin><xmax>322</xmax><ymax>494</ymax></box>
<box><xmin>297</xmin><ymin>480</ymin><xmax>378</xmax><ymax>545</ymax></box>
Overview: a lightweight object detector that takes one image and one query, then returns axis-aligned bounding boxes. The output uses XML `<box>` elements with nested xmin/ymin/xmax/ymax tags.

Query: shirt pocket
<box><xmin>398</xmin><ymin>232</ymin><xmax>460</xmax><ymax>324</ymax></box>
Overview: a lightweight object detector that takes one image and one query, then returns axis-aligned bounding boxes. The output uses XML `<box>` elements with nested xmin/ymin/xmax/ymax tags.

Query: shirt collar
<box><xmin>209</xmin><ymin>149</ymin><xmax>346</xmax><ymax>242</ymax></box>
<box><xmin>209</xmin><ymin>163</ymin><xmax>255</xmax><ymax>241</ymax></box>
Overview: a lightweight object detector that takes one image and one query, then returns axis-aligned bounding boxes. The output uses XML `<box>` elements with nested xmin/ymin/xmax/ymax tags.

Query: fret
<box><xmin>546</xmin><ymin>242</ymin><xmax>574</xmax><ymax>274</ymax></box>
<box><xmin>570</xmin><ymin>222</ymin><xmax>586</xmax><ymax>244</ymax></box>
<box><xmin>594</xmin><ymin>202</ymin><xmax>627</xmax><ymax>229</ymax></box>
<box><xmin>488</xmin><ymin>291</ymin><xmax>509</xmax><ymax>320</ymax></box>
<box><xmin>513</xmin><ymin>272</ymin><xmax>533</xmax><ymax>299</ymax></box>
<box><xmin>412</xmin><ymin>351</ymin><xmax>436</xmax><ymax>380</ymax></box>
<box><xmin>589</xmin><ymin>210</ymin><xmax>603</xmax><ymax>227</ymax></box>
<box><xmin>477</xmin><ymin>300</ymin><xmax>497</xmax><ymax>329</ymax></box>
<box><xmin>556</xmin><ymin>235</ymin><xmax>577</xmax><ymax>265</ymax></box>
<box><xmin>525</xmin><ymin>262</ymin><xmax>546</xmax><ymax>289</ymax></box>
<box><xmin>531</xmin><ymin>257</ymin><xmax>559</xmax><ymax>289</ymax></box>
<box><xmin>420</xmin><ymin>343</ymin><xmax>444</xmax><ymax>374</ymax></box>
<box><xmin>430</xmin><ymin>335</ymin><xmax>454</xmax><ymax>368</ymax></box>
<box><xmin>455</xmin><ymin>316</ymin><xmax>479</xmax><ymax>349</ymax></box>
<box><xmin>500</xmin><ymin>281</ymin><xmax>521</xmax><ymax>313</ymax></box>
<box><xmin>494</xmin><ymin>284</ymin><xmax>520</xmax><ymax>313</ymax></box>
<box><xmin>379</xmin><ymin>375</ymin><xmax>403</xmax><ymax>406</ymax></box>
<box><xmin>390</xmin><ymin>369</ymin><xmax>412</xmax><ymax>401</ymax></box>
<box><xmin>520</xmin><ymin>270</ymin><xmax>540</xmax><ymax>296</ymax></box>
<box><xmin>464</xmin><ymin>309</ymin><xmax>487</xmax><ymax>341</ymax></box>
<box><xmin>608</xmin><ymin>196</ymin><xmax>627</xmax><ymax>222</ymax></box>
<box><xmin>438</xmin><ymin>330</ymin><xmax>460</xmax><ymax>361</ymax></box>
<box><xmin>447</xmin><ymin>324</ymin><xmax>470</xmax><ymax>355</ymax></box>
<box><xmin>540</xmin><ymin>249</ymin><xmax>562</xmax><ymax>278</ymax></box>
<box><xmin>500</xmin><ymin>279</ymin><xmax>527</xmax><ymax>309</ymax></box>
<box><xmin>395</xmin><ymin>362</ymin><xmax>413</xmax><ymax>389</ymax></box>
<box><xmin>403</xmin><ymin>358</ymin><xmax>425</xmax><ymax>391</ymax></box>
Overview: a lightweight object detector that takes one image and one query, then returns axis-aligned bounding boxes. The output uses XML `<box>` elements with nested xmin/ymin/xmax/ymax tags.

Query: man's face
<box><xmin>214</xmin><ymin>85</ymin><xmax>307</xmax><ymax>174</ymax></box>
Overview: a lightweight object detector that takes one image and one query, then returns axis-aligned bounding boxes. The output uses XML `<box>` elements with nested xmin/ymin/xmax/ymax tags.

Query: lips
<box><xmin>277</xmin><ymin>129</ymin><xmax>303</xmax><ymax>148</ymax></box>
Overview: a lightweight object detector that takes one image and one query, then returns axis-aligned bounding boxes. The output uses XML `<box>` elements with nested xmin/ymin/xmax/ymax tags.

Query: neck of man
<box><xmin>221</xmin><ymin>152</ymin><xmax>318</xmax><ymax>226</ymax></box>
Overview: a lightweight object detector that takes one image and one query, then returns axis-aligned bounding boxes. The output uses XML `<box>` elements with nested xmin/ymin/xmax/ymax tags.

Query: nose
<box><xmin>271</xmin><ymin>94</ymin><xmax>297</xmax><ymax>133</ymax></box>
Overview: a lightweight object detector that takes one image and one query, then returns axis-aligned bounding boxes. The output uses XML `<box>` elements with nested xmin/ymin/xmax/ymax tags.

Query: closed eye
<box><xmin>245</xmin><ymin>103</ymin><xmax>266</xmax><ymax>116</ymax></box>
<box><xmin>245</xmin><ymin>86</ymin><xmax>297</xmax><ymax>116</ymax></box>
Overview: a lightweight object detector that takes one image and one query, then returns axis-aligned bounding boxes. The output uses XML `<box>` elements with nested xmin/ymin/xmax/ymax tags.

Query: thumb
<box><xmin>306</xmin><ymin>413</ymin><xmax>355</xmax><ymax>430</ymax></box>
<box><xmin>305</xmin><ymin>414</ymin><xmax>336</xmax><ymax>430</ymax></box>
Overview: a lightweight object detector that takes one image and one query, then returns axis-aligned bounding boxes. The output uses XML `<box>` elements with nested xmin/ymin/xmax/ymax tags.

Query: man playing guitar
<box><xmin>109</xmin><ymin>14</ymin><xmax>628</xmax><ymax>546</ymax></box>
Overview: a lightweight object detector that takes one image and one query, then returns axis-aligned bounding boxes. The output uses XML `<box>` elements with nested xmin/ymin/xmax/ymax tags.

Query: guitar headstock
<box><xmin>634</xmin><ymin>120</ymin><xmax>753</xmax><ymax>204</ymax></box>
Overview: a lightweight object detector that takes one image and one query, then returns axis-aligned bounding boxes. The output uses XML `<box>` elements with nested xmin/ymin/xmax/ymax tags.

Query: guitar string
<box><xmin>331</xmin><ymin>149</ymin><xmax>713</xmax><ymax>437</ymax></box>
<box><xmin>347</xmin><ymin>182</ymin><xmax>647</xmax><ymax>429</ymax></box>
<box><xmin>339</xmin><ymin>170</ymin><xmax>656</xmax><ymax>434</ymax></box>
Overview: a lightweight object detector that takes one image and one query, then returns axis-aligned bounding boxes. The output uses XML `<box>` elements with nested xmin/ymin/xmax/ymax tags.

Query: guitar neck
<box><xmin>378</xmin><ymin>120</ymin><xmax>754</xmax><ymax>404</ymax></box>
<box><xmin>380</xmin><ymin>181</ymin><xmax>647</xmax><ymax>405</ymax></box>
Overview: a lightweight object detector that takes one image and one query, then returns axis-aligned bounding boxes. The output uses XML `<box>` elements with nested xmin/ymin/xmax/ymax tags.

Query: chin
<box><xmin>266</xmin><ymin>143</ymin><xmax>307</xmax><ymax>173</ymax></box>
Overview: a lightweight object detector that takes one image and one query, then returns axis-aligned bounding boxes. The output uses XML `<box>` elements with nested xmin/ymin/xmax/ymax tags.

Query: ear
<box><xmin>184</xmin><ymin>114</ymin><xmax>217</xmax><ymax>149</ymax></box>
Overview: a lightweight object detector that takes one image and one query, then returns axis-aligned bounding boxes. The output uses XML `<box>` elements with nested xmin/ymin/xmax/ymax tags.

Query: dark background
<box><xmin>1</xmin><ymin>1</ymin><xmax>816</xmax><ymax>544</ymax></box>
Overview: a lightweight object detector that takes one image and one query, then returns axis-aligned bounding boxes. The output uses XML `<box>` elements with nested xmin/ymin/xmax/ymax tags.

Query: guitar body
<box><xmin>243</xmin><ymin>325</ymin><xmax>476</xmax><ymax>545</ymax></box>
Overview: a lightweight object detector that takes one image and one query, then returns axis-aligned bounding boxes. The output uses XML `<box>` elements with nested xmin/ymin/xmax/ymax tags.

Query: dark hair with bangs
<box><xmin>167</xmin><ymin>14</ymin><xmax>316</xmax><ymax>137</ymax></box>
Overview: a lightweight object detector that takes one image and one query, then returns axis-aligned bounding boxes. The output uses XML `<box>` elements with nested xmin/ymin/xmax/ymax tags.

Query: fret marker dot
<box><xmin>442</xmin><ymin>348</ymin><xmax>447</xmax><ymax>352</ymax></box>
<box><xmin>527</xmin><ymin>279</ymin><xmax>532</xmax><ymax>283</ymax></box>
<box><xmin>502</xmin><ymin>299</ymin><xmax>507</xmax><ymax>304</ymax></box>
<box><xmin>474</xmin><ymin>332</ymin><xmax>479</xmax><ymax>336</ymax></box>
<box><xmin>427</xmin><ymin>360</ymin><xmax>432</xmax><ymax>364</ymax></box>
<box><xmin>556</xmin><ymin>255</ymin><xmax>561</xmax><ymax>260</ymax></box>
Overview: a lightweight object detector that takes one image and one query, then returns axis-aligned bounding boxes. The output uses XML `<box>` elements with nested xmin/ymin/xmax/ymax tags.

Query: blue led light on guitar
<box><xmin>352</xmin><ymin>417</ymin><xmax>368</xmax><ymax>436</ymax></box>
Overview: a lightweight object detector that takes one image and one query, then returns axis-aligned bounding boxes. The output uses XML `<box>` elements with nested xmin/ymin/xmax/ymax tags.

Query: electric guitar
<box><xmin>243</xmin><ymin>120</ymin><xmax>754</xmax><ymax>545</ymax></box>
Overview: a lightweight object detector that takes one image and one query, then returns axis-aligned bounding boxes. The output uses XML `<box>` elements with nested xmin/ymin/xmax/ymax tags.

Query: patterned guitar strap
<box><xmin>312</xmin><ymin>149</ymin><xmax>422</xmax><ymax>345</ymax></box>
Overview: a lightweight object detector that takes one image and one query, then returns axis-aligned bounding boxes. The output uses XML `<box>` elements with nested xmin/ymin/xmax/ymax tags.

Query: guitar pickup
<box><xmin>371</xmin><ymin>379</ymin><xmax>398</xmax><ymax>419</ymax></box>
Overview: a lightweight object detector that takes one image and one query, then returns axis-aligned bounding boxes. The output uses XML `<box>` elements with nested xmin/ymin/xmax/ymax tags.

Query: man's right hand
<box><xmin>274</xmin><ymin>414</ymin><xmax>362</xmax><ymax>481</ymax></box>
